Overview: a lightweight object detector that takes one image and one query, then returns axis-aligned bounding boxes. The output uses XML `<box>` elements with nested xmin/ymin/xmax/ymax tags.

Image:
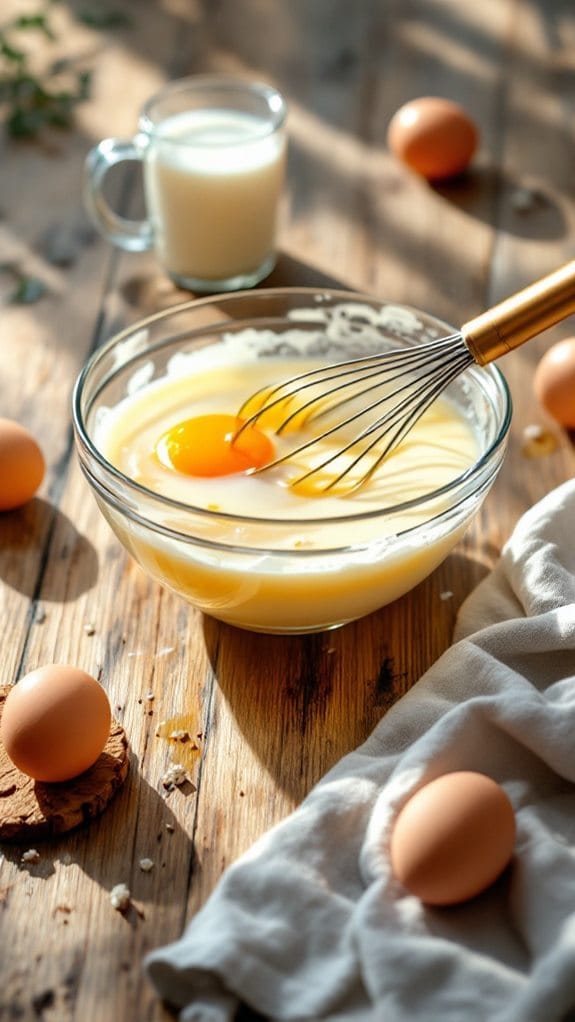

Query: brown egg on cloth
<box><xmin>533</xmin><ymin>337</ymin><xmax>575</xmax><ymax>429</ymax></box>
<box><xmin>0</xmin><ymin>665</ymin><xmax>111</xmax><ymax>782</ymax></box>
<box><xmin>387</xmin><ymin>97</ymin><xmax>478</xmax><ymax>181</ymax></box>
<box><xmin>389</xmin><ymin>771</ymin><xmax>516</xmax><ymax>906</ymax></box>
<box><xmin>0</xmin><ymin>417</ymin><xmax>45</xmax><ymax>511</ymax></box>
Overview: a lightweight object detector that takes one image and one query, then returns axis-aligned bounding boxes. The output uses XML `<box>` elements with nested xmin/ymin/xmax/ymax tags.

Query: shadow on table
<box><xmin>0</xmin><ymin>748</ymin><xmax>194</xmax><ymax>917</ymax></box>
<box><xmin>262</xmin><ymin>252</ymin><xmax>355</xmax><ymax>291</ymax></box>
<box><xmin>434</xmin><ymin>166</ymin><xmax>566</xmax><ymax>241</ymax></box>
<box><xmin>201</xmin><ymin>545</ymin><xmax>493</xmax><ymax>804</ymax></box>
<box><xmin>116</xmin><ymin>250</ymin><xmax>354</xmax><ymax>320</ymax></box>
<box><xmin>0</xmin><ymin>498</ymin><xmax>98</xmax><ymax>601</ymax></box>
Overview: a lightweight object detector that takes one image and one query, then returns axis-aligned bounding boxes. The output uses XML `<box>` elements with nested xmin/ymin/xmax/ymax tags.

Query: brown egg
<box><xmin>390</xmin><ymin>771</ymin><xmax>516</xmax><ymax>906</ymax></box>
<box><xmin>0</xmin><ymin>665</ymin><xmax>111</xmax><ymax>782</ymax></box>
<box><xmin>0</xmin><ymin>417</ymin><xmax>45</xmax><ymax>511</ymax></box>
<box><xmin>533</xmin><ymin>337</ymin><xmax>575</xmax><ymax>428</ymax></box>
<box><xmin>387</xmin><ymin>97</ymin><xmax>478</xmax><ymax>181</ymax></box>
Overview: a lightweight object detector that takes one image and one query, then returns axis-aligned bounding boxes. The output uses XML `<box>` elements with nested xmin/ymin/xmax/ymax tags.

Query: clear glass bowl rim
<box><xmin>72</xmin><ymin>286</ymin><xmax>513</xmax><ymax>536</ymax></box>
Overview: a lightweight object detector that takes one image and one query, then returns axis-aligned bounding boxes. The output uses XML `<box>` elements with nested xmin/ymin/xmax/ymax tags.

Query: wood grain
<box><xmin>0</xmin><ymin>1</ymin><xmax>574</xmax><ymax>1019</ymax></box>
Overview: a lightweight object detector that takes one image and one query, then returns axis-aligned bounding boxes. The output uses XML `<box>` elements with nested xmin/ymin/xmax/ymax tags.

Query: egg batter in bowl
<box><xmin>73</xmin><ymin>289</ymin><xmax>511</xmax><ymax>633</ymax></box>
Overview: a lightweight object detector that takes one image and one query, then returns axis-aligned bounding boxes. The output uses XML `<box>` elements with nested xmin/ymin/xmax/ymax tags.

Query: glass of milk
<box><xmin>83</xmin><ymin>76</ymin><xmax>288</xmax><ymax>292</ymax></box>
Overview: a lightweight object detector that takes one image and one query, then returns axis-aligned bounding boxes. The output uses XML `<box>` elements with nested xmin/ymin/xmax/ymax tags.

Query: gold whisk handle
<box><xmin>461</xmin><ymin>259</ymin><xmax>575</xmax><ymax>365</ymax></box>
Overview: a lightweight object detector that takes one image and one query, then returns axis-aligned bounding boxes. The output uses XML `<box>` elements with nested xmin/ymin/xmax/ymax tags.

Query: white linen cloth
<box><xmin>145</xmin><ymin>479</ymin><xmax>575</xmax><ymax>1022</ymax></box>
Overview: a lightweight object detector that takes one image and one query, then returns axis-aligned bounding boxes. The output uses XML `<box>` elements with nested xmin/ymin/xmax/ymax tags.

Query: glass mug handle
<box><xmin>83</xmin><ymin>135</ymin><xmax>153</xmax><ymax>252</ymax></box>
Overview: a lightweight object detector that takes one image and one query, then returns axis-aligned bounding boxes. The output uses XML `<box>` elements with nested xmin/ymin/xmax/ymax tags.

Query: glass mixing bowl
<box><xmin>72</xmin><ymin>288</ymin><xmax>512</xmax><ymax>634</ymax></box>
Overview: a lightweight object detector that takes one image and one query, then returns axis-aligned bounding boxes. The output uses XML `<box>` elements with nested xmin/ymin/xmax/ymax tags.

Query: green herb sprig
<box><xmin>0</xmin><ymin>3</ymin><xmax>130</xmax><ymax>139</ymax></box>
<box><xmin>0</xmin><ymin>262</ymin><xmax>48</xmax><ymax>304</ymax></box>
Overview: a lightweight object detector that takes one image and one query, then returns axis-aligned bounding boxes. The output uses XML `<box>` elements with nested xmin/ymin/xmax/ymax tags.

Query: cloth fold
<box><xmin>146</xmin><ymin>479</ymin><xmax>575</xmax><ymax>1022</ymax></box>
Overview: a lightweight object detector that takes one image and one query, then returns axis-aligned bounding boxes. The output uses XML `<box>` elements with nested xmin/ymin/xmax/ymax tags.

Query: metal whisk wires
<box><xmin>236</xmin><ymin>333</ymin><xmax>474</xmax><ymax>494</ymax></box>
<box><xmin>236</xmin><ymin>261</ymin><xmax>575</xmax><ymax>495</ymax></box>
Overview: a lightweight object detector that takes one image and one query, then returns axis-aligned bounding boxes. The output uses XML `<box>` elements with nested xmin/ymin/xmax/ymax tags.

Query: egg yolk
<box><xmin>156</xmin><ymin>414</ymin><xmax>274</xmax><ymax>478</ymax></box>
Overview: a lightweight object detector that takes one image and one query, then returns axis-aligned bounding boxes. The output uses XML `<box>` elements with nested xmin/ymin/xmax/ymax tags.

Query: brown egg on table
<box><xmin>389</xmin><ymin>771</ymin><xmax>516</xmax><ymax>906</ymax></box>
<box><xmin>533</xmin><ymin>337</ymin><xmax>575</xmax><ymax>429</ymax></box>
<box><xmin>387</xmin><ymin>97</ymin><xmax>478</xmax><ymax>181</ymax></box>
<box><xmin>0</xmin><ymin>665</ymin><xmax>111</xmax><ymax>783</ymax></box>
<box><xmin>0</xmin><ymin>417</ymin><xmax>45</xmax><ymax>511</ymax></box>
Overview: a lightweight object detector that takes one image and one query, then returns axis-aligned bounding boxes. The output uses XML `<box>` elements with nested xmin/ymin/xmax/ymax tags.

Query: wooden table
<box><xmin>1</xmin><ymin>1</ymin><xmax>574</xmax><ymax>1018</ymax></box>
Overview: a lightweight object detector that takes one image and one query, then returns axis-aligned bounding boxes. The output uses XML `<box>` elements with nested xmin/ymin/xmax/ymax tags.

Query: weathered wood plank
<box><xmin>1</xmin><ymin>1</ymin><xmax>574</xmax><ymax>1020</ymax></box>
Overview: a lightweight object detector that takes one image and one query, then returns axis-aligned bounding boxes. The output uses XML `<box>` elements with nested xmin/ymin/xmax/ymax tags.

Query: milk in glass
<box><xmin>144</xmin><ymin>109</ymin><xmax>286</xmax><ymax>284</ymax></box>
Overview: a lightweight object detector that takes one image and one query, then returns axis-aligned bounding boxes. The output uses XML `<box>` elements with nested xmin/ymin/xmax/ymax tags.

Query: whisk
<box><xmin>236</xmin><ymin>261</ymin><xmax>575</xmax><ymax>494</ymax></box>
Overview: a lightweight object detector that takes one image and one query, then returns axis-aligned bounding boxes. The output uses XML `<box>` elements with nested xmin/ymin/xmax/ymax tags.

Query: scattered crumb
<box><xmin>161</xmin><ymin>763</ymin><xmax>187</xmax><ymax>790</ymax></box>
<box><xmin>139</xmin><ymin>858</ymin><xmax>154</xmax><ymax>873</ymax></box>
<box><xmin>510</xmin><ymin>187</ymin><xmax>538</xmax><ymax>213</ymax></box>
<box><xmin>157</xmin><ymin>646</ymin><xmax>176</xmax><ymax>658</ymax></box>
<box><xmin>31</xmin><ymin>991</ymin><xmax>55</xmax><ymax>1015</ymax></box>
<box><xmin>54</xmin><ymin>904</ymin><xmax>73</xmax><ymax>917</ymax></box>
<box><xmin>169</xmin><ymin>729</ymin><xmax>192</xmax><ymax>743</ymax></box>
<box><xmin>155</xmin><ymin>720</ymin><xmax>166</xmax><ymax>737</ymax></box>
<box><xmin>145</xmin><ymin>692</ymin><xmax>155</xmax><ymax>702</ymax></box>
<box><xmin>165</xmin><ymin>823</ymin><xmax>175</xmax><ymax>833</ymax></box>
<box><xmin>83</xmin><ymin>622</ymin><xmax>96</xmax><ymax>636</ymax></box>
<box><xmin>110</xmin><ymin>883</ymin><xmax>131</xmax><ymax>911</ymax></box>
<box><xmin>521</xmin><ymin>423</ymin><xmax>558</xmax><ymax>458</ymax></box>
<box><xmin>21</xmin><ymin>849</ymin><xmax>40</xmax><ymax>865</ymax></box>
<box><xmin>239</xmin><ymin>790</ymin><xmax>245</xmax><ymax>797</ymax></box>
<box><xmin>34</xmin><ymin>605</ymin><xmax>46</xmax><ymax>624</ymax></box>
<box><xmin>440</xmin><ymin>590</ymin><xmax>454</xmax><ymax>601</ymax></box>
